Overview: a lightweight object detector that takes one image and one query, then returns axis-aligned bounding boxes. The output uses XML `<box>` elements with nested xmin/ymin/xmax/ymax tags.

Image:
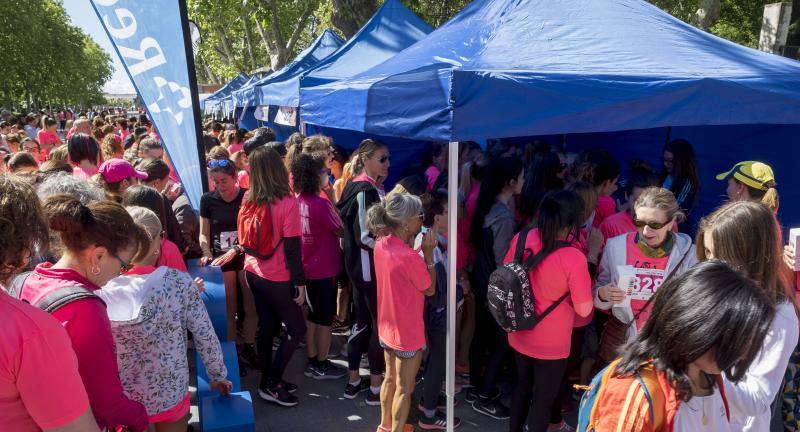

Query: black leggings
<box><xmin>510</xmin><ymin>353</ymin><xmax>568</xmax><ymax>432</ymax></box>
<box><xmin>347</xmin><ymin>281</ymin><xmax>385</xmax><ymax>375</ymax></box>
<box><xmin>469</xmin><ymin>289</ymin><xmax>509</xmax><ymax>396</ymax></box>
<box><xmin>246</xmin><ymin>272</ymin><xmax>307</xmax><ymax>387</ymax></box>
<box><xmin>423</xmin><ymin>326</ymin><xmax>446</xmax><ymax>411</ymax></box>
<box><xmin>549</xmin><ymin>326</ymin><xmax>586</xmax><ymax>424</ymax></box>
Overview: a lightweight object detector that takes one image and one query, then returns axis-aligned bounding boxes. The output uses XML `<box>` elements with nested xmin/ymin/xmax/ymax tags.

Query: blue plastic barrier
<box><xmin>200</xmin><ymin>391</ymin><xmax>256</xmax><ymax>432</ymax></box>
<box><xmin>195</xmin><ymin>341</ymin><xmax>241</xmax><ymax>400</ymax></box>
<box><xmin>187</xmin><ymin>259</ymin><xmax>228</xmax><ymax>342</ymax></box>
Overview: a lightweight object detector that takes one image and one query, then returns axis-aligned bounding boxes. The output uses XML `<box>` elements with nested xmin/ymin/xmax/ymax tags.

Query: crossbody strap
<box><xmin>631</xmin><ymin>245</ymin><xmax>693</xmax><ymax>322</ymax></box>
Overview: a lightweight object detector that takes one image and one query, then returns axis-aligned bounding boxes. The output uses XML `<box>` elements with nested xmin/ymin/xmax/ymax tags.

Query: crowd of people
<box><xmin>1</xmin><ymin>111</ymin><xmax>798</xmax><ymax>432</ymax></box>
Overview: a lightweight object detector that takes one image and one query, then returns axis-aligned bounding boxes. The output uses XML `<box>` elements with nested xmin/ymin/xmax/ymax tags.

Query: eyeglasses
<box><xmin>417</xmin><ymin>212</ymin><xmax>425</xmax><ymax>221</ymax></box>
<box><xmin>379</xmin><ymin>155</ymin><xmax>390</xmax><ymax>164</ymax></box>
<box><xmin>208</xmin><ymin>159</ymin><xmax>231</xmax><ymax>169</ymax></box>
<box><xmin>111</xmin><ymin>252</ymin><xmax>134</xmax><ymax>274</ymax></box>
<box><xmin>633</xmin><ymin>218</ymin><xmax>670</xmax><ymax>230</ymax></box>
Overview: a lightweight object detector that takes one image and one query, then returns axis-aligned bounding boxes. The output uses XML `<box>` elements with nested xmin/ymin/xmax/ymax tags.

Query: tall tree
<box><xmin>331</xmin><ymin>0</ymin><xmax>378</xmax><ymax>38</ymax></box>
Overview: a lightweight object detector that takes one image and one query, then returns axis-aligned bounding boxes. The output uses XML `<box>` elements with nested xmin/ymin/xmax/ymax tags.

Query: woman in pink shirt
<box><xmin>17</xmin><ymin>195</ymin><xmax>149</xmax><ymax>432</ymax></box>
<box><xmin>291</xmin><ymin>153</ymin><xmax>347</xmax><ymax>380</ymax></box>
<box><xmin>216</xmin><ymin>145</ymin><xmax>307</xmax><ymax>408</ymax></box>
<box><xmin>367</xmin><ymin>192</ymin><xmax>437</xmax><ymax>432</ymax></box>
<box><xmin>0</xmin><ymin>176</ymin><xmax>100</xmax><ymax>432</ymax></box>
<box><xmin>36</xmin><ymin>117</ymin><xmax>62</xmax><ymax>161</ymax></box>
<box><xmin>504</xmin><ymin>189</ymin><xmax>593</xmax><ymax>432</ymax></box>
<box><xmin>68</xmin><ymin>133</ymin><xmax>101</xmax><ymax>181</ymax></box>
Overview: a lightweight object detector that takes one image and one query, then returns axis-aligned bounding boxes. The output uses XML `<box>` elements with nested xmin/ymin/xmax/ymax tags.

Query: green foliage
<box><xmin>0</xmin><ymin>0</ymin><xmax>111</xmax><ymax>108</ymax></box>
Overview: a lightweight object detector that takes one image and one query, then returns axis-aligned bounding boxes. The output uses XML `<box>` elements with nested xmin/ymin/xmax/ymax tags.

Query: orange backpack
<box><xmin>237</xmin><ymin>200</ymin><xmax>279</xmax><ymax>259</ymax></box>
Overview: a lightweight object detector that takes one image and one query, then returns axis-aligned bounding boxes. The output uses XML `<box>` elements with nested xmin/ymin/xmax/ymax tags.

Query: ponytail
<box><xmin>762</xmin><ymin>187</ymin><xmax>779</xmax><ymax>213</ymax></box>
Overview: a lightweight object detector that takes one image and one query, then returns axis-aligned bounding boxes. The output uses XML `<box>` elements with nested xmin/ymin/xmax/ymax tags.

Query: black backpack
<box><xmin>487</xmin><ymin>228</ymin><xmax>570</xmax><ymax>332</ymax></box>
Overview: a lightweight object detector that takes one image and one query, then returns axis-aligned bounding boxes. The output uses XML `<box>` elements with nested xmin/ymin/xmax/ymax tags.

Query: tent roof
<box><xmin>257</xmin><ymin>0</ymin><xmax>432</xmax><ymax>108</ymax></box>
<box><xmin>300</xmin><ymin>0</ymin><xmax>800</xmax><ymax>142</ymax></box>
<box><xmin>233</xmin><ymin>29</ymin><xmax>343</xmax><ymax>107</ymax></box>
<box><xmin>203</xmin><ymin>73</ymin><xmax>249</xmax><ymax>110</ymax></box>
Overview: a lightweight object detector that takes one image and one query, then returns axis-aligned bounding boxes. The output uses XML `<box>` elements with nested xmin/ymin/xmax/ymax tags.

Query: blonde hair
<box><xmin>230</xmin><ymin>151</ymin><xmax>247</xmax><ymax>171</ymax></box>
<box><xmin>634</xmin><ymin>187</ymin><xmax>685</xmax><ymax>223</ymax></box>
<box><xmin>367</xmin><ymin>192</ymin><xmax>422</xmax><ymax>237</ymax></box>
<box><xmin>126</xmin><ymin>206</ymin><xmax>162</xmax><ymax>242</ymax></box>
<box><xmin>352</xmin><ymin>139</ymin><xmax>387</xmax><ymax>176</ymax></box>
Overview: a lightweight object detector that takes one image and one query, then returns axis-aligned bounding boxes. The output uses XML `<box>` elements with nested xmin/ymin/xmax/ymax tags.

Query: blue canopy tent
<box><xmin>233</xmin><ymin>29</ymin><xmax>343</xmax><ymax>134</ymax></box>
<box><xmin>257</xmin><ymin>0</ymin><xmax>433</xmax><ymax>109</ymax></box>
<box><xmin>302</xmin><ymin>0</ymin><xmax>800</xmax><ymax>227</ymax></box>
<box><xmin>202</xmin><ymin>73</ymin><xmax>249</xmax><ymax>114</ymax></box>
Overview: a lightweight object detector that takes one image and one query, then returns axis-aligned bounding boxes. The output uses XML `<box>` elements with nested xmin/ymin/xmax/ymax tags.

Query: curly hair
<box><xmin>291</xmin><ymin>152</ymin><xmax>325</xmax><ymax>196</ymax></box>
<box><xmin>0</xmin><ymin>176</ymin><xmax>49</xmax><ymax>282</ymax></box>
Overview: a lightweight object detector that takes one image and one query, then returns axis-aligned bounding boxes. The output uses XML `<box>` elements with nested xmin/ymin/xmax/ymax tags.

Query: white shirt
<box><xmin>724</xmin><ymin>301</ymin><xmax>799</xmax><ymax>431</ymax></box>
<box><xmin>674</xmin><ymin>390</ymin><xmax>731</xmax><ymax>431</ymax></box>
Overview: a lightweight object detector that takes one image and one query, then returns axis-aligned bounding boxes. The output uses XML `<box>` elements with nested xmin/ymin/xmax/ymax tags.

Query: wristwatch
<box><xmin>233</xmin><ymin>245</ymin><xmax>244</xmax><ymax>255</ymax></box>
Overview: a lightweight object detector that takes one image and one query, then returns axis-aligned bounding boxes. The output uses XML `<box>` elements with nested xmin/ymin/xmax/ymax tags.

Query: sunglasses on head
<box><xmin>633</xmin><ymin>218</ymin><xmax>670</xmax><ymax>230</ymax></box>
<box><xmin>208</xmin><ymin>159</ymin><xmax>231</xmax><ymax>169</ymax></box>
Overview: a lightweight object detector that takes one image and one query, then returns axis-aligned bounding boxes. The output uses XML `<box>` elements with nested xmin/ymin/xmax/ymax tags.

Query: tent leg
<box><xmin>446</xmin><ymin>141</ymin><xmax>459</xmax><ymax>432</ymax></box>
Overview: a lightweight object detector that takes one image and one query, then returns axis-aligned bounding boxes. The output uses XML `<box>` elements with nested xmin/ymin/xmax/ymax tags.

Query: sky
<box><xmin>63</xmin><ymin>0</ymin><xmax>136</xmax><ymax>95</ymax></box>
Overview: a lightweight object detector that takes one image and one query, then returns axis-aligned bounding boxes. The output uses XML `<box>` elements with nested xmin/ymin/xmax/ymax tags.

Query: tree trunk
<box><xmin>241</xmin><ymin>9</ymin><xmax>258</xmax><ymax>70</ymax></box>
<box><xmin>332</xmin><ymin>0</ymin><xmax>378</xmax><ymax>38</ymax></box>
<box><xmin>691</xmin><ymin>0</ymin><xmax>721</xmax><ymax>31</ymax></box>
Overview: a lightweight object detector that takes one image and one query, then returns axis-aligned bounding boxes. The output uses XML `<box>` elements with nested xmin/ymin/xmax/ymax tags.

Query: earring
<box><xmin>90</xmin><ymin>266</ymin><xmax>101</xmax><ymax>276</ymax></box>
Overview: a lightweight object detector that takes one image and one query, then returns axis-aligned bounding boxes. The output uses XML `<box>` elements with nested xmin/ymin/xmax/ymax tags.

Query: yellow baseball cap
<box><xmin>716</xmin><ymin>161</ymin><xmax>775</xmax><ymax>191</ymax></box>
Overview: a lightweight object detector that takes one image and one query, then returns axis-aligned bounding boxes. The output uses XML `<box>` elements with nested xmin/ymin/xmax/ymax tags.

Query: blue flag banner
<box><xmin>90</xmin><ymin>0</ymin><xmax>204</xmax><ymax>209</ymax></box>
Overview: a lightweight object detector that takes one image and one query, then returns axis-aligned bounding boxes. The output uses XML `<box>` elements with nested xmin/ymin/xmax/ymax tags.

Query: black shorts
<box><xmin>219</xmin><ymin>252</ymin><xmax>244</xmax><ymax>273</ymax></box>
<box><xmin>306</xmin><ymin>277</ymin><xmax>337</xmax><ymax>326</ymax></box>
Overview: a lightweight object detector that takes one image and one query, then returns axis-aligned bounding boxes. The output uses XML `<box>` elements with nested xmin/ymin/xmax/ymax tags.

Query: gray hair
<box><xmin>367</xmin><ymin>192</ymin><xmax>422</xmax><ymax>237</ymax></box>
<box><xmin>37</xmin><ymin>172</ymin><xmax>105</xmax><ymax>205</ymax></box>
<box><xmin>126</xmin><ymin>206</ymin><xmax>162</xmax><ymax>241</ymax></box>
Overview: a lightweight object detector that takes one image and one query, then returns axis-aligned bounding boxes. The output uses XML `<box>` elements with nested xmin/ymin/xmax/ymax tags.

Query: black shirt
<box><xmin>200</xmin><ymin>188</ymin><xmax>246</xmax><ymax>256</ymax></box>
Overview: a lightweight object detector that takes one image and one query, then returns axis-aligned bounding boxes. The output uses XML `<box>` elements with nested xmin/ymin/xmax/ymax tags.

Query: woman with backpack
<box><xmin>217</xmin><ymin>146</ymin><xmax>307</xmax><ymax>407</ymax></box>
<box><xmin>337</xmin><ymin>139</ymin><xmax>390</xmax><ymax>404</ymax></box>
<box><xmin>581</xmin><ymin>261</ymin><xmax>775</xmax><ymax>431</ymax></box>
<box><xmin>594</xmin><ymin>187</ymin><xmax>697</xmax><ymax>360</ymax></box>
<box><xmin>367</xmin><ymin>192</ymin><xmax>437</xmax><ymax>432</ymax></box>
<box><xmin>16</xmin><ymin>195</ymin><xmax>149</xmax><ymax>432</ymax></box>
<box><xmin>503</xmin><ymin>189</ymin><xmax>593</xmax><ymax>432</ymax></box>
<box><xmin>696</xmin><ymin>201</ymin><xmax>799</xmax><ymax>431</ymax></box>
<box><xmin>468</xmin><ymin>156</ymin><xmax>524</xmax><ymax>419</ymax></box>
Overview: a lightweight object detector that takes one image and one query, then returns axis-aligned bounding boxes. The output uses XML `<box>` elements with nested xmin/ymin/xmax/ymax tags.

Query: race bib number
<box><xmin>219</xmin><ymin>231</ymin><xmax>238</xmax><ymax>252</ymax></box>
<box><xmin>617</xmin><ymin>265</ymin><xmax>666</xmax><ymax>301</ymax></box>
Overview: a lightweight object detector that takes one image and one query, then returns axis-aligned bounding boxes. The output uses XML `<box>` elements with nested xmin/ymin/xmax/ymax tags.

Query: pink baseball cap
<box><xmin>99</xmin><ymin>158</ymin><xmax>148</xmax><ymax>183</ymax></box>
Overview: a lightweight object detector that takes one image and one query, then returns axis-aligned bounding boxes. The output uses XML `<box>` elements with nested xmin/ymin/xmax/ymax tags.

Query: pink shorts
<box><xmin>148</xmin><ymin>394</ymin><xmax>190</xmax><ymax>424</ymax></box>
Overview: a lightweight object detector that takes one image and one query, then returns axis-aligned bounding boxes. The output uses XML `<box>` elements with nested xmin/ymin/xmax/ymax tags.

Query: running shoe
<box><xmin>455</xmin><ymin>363</ymin><xmax>469</xmax><ymax>378</ymax></box>
<box><xmin>472</xmin><ymin>396</ymin><xmax>510</xmax><ymax>420</ymax></box>
<box><xmin>281</xmin><ymin>380</ymin><xmax>298</xmax><ymax>394</ymax></box>
<box><xmin>418</xmin><ymin>410</ymin><xmax>461</xmax><ymax>430</ymax></box>
<box><xmin>312</xmin><ymin>360</ymin><xmax>347</xmax><ymax>380</ymax></box>
<box><xmin>465</xmin><ymin>387</ymin><xmax>500</xmax><ymax>403</ymax></box>
<box><xmin>258</xmin><ymin>382</ymin><xmax>298</xmax><ymax>407</ymax></box>
<box><xmin>366</xmin><ymin>389</ymin><xmax>381</xmax><ymax>406</ymax></box>
<box><xmin>304</xmin><ymin>361</ymin><xmax>318</xmax><ymax>378</ymax></box>
<box><xmin>547</xmin><ymin>421</ymin><xmax>576</xmax><ymax>432</ymax></box>
<box><xmin>343</xmin><ymin>377</ymin><xmax>370</xmax><ymax>399</ymax></box>
<box><xmin>418</xmin><ymin>394</ymin><xmax>458</xmax><ymax>411</ymax></box>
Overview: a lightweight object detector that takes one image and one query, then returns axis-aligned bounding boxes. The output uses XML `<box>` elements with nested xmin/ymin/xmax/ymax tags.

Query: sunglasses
<box><xmin>208</xmin><ymin>159</ymin><xmax>231</xmax><ymax>169</ymax></box>
<box><xmin>111</xmin><ymin>252</ymin><xmax>134</xmax><ymax>274</ymax></box>
<box><xmin>633</xmin><ymin>218</ymin><xmax>670</xmax><ymax>230</ymax></box>
<box><xmin>379</xmin><ymin>155</ymin><xmax>390</xmax><ymax>164</ymax></box>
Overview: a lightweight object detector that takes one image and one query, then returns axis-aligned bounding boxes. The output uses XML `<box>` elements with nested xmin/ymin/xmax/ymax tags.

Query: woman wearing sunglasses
<box><xmin>594</xmin><ymin>187</ymin><xmax>697</xmax><ymax>353</ymax></box>
<box><xmin>198</xmin><ymin>157</ymin><xmax>259</xmax><ymax>372</ymax></box>
<box><xmin>16</xmin><ymin>195</ymin><xmax>150</xmax><ymax>432</ymax></box>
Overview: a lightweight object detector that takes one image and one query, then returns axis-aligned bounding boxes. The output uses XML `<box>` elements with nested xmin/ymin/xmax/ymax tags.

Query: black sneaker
<box><xmin>365</xmin><ymin>389</ymin><xmax>381</xmax><ymax>406</ymax></box>
<box><xmin>312</xmin><ymin>360</ymin><xmax>347</xmax><ymax>380</ymax></box>
<box><xmin>472</xmin><ymin>397</ymin><xmax>510</xmax><ymax>420</ymax></box>
<box><xmin>304</xmin><ymin>360</ymin><xmax>318</xmax><ymax>378</ymax></box>
<box><xmin>281</xmin><ymin>380</ymin><xmax>298</xmax><ymax>394</ymax></box>
<box><xmin>418</xmin><ymin>394</ymin><xmax>459</xmax><ymax>411</ymax></box>
<box><xmin>465</xmin><ymin>387</ymin><xmax>500</xmax><ymax>403</ymax></box>
<box><xmin>418</xmin><ymin>410</ymin><xmax>461</xmax><ymax>430</ymax></box>
<box><xmin>258</xmin><ymin>382</ymin><xmax>298</xmax><ymax>407</ymax></box>
<box><xmin>343</xmin><ymin>377</ymin><xmax>369</xmax><ymax>399</ymax></box>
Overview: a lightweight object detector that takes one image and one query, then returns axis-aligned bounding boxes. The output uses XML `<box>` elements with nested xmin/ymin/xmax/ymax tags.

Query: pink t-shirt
<box><xmin>244</xmin><ymin>195</ymin><xmax>302</xmax><ymax>282</ymax></box>
<box><xmin>505</xmin><ymin>229</ymin><xmax>592</xmax><ymax>360</ymax></box>
<box><xmin>20</xmin><ymin>264</ymin><xmax>148</xmax><ymax>432</ymax></box>
<box><xmin>73</xmin><ymin>165</ymin><xmax>98</xmax><ymax>181</ymax></box>
<box><xmin>623</xmin><ymin>233</ymin><xmax>670</xmax><ymax>328</ymax></box>
<box><xmin>298</xmin><ymin>193</ymin><xmax>342</xmax><ymax>279</ymax></box>
<box><xmin>600</xmin><ymin>210</ymin><xmax>636</xmax><ymax>242</ymax></box>
<box><xmin>592</xmin><ymin>195</ymin><xmax>617</xmax><ymax>228</ymax></box>
<box><xmin>425</xmin><ymin>166</ymin><xmax>440</xmax><ymax>191</ymax></box>
<box><xmin>0</xmin><ymin>292</ymin><xmax>90</xmax><ymax>431</ymax></box>
<box><xmin>158</xmin><ymin>238</ymin><xmax>188</xmax><ymax>272</ymax></box>
<box><xmin>227</xmin><ymin>143</ymin><xmax>243</xmax><ymax>155</ymax></box>
<box><xmin>237</xmin><ymin>170</ymin><xmax>250</xmax><ymax>189</ymax></box>
<box><xmin>37</xmin><ymin>130</ymin><xmax>60</xmax><ymax>161</ymax></box>
<box><xmin>375</xmin><ymin>235</ymin><xmax>432</xmax><ymax>351</ymax></box>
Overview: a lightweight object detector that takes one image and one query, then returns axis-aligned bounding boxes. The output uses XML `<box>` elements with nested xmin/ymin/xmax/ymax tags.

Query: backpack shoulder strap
<box><xmin>8</xmin><ymin>271</ymin><xmax>33</xmax><ymax>299</ymax></box>
<box><xmin>35</xmin><ymin>285</ymin><xmax>105</xmax><ymax>314</ymax></box>
<box><xmin>635</xmin><ymin>365</ymin><xmax>666</xmax><ymax>430</ymax></box>
<box><xmin>514</xmin><ymin>228</ymin><xmax>531</xmax><ymax>265</ymax></box>
<box><xmin>715</xmin><ymin>374</ymin><xmax>731</xmax><ymax>421</ymax></box>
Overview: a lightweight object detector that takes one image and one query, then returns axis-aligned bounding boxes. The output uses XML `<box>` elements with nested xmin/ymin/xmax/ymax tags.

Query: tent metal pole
<box><xmin>446</xmin><ymin>141</ymin><xmax>459</xmax><ymax>432</ymax></box>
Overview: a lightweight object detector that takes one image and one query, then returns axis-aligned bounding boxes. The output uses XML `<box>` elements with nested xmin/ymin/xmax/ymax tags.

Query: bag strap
<box><xmin>35</xmin><ymin>285</ymin><xmax>104</xmax><ymax>313</ymax></box>
<box><xmin>513</xmin><ymin>227</ymin><xmax>531</xmax><ymax>265</ymax></box>
<box><xmin>631</xmin><ymin>245</ymin><xmax>693</xmax><ymax>322</ymax></box>
<box><xmin>9</xmin><ymin>271</ymin><xmax>33</xmax><ymax>299</ymax></box>
<box><xmin>634</xmin><ymin>372</ymin><xmax>657</xmax><ymax>427</ymax></box>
